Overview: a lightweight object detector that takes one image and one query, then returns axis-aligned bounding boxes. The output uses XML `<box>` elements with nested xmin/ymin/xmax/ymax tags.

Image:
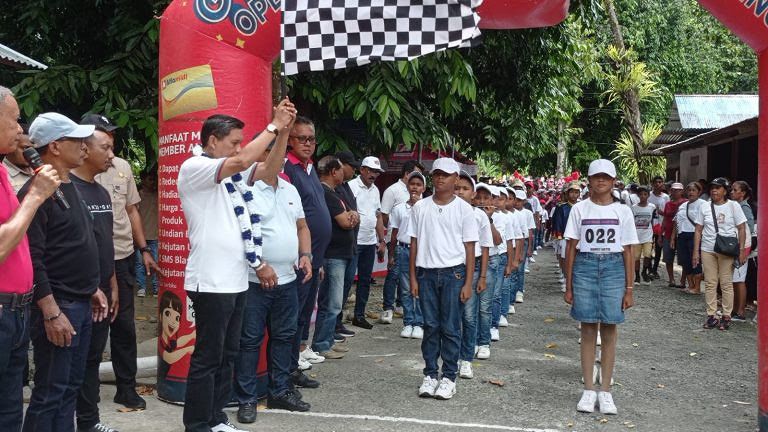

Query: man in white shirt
<box><xmin>177</xmin><ymin>101</ymin><xmax>295</xmax><ymax>432</ymax></box>
<box><xmin>647</xmin><ymin>176</ymin><xmax>670</xmax><ymax>279</ymax></box>
<box><xmin>348</xmin><ymin>156</ymin><xmax>386</xmax><ymax>329</ymax></box>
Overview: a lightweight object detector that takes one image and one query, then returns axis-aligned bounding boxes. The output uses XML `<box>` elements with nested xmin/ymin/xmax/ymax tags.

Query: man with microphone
<box><xmin>0</xmin><ymin>88</ymin><xmax>60</xmax><ymax>432</ymax></box>
<box><xmin>17</xmin><ymin>112</ymin><xmax>106</xmax><ymax>432</ymax></box>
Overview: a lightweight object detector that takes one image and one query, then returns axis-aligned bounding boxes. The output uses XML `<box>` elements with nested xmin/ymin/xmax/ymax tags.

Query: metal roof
<box><xmin>0</xmin><ymin>44</ymin><xmax>47</xmax><ymax>70</ymax></box>
<box><xmin>656</xmin><ymin>116</ymin><xmax>758</xmax><ymax>154</ymax></box>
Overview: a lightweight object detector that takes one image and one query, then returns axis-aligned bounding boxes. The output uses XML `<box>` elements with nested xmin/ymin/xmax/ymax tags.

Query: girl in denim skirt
<box><xmin>563</xmin><ymin>159</ymin><xmax>638</xmax><ymax>415</ymax></box>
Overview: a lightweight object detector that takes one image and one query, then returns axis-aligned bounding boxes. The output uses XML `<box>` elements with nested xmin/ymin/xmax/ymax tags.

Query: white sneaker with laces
<box><xmin>411</xmin><ymin>326</ymin><xmax>424</xmax><ymax>339</ymax></box>
<box><xmin>576</xmin><ymin>390</ymin><xmax>598</xmax><ymax>413</ymax></box>
<box><xmin>498</xmin><ymin>316</ymin><xmax>509</xmax><ymax>327</ymax></box>
<box><xmin>515</xmin><ymin>292</ymin><xmax>524</xmax><ymax>303</ymax></box>
<box><xmin>433</xmin><ymin>378</ymin><xmax>457</xmax><ymax>400</ymax></box>
<box><xmin>211</xmin><ymin>421</ymin><xmax>248</xmax><ymax>432</ymax></box>
<box><xmin>300</xmin><ymin>347</ymin><xmax>325</xmax><ymax>364</ymax></box>
<box><xmin>509</xmin><ymin>305</ymin><xmax>516</xmax><ymax>314</ymax></box>
<box><xmin>529</xmin><ymin>257</ymin><xmax>536</xmax><ymax>263</ymax></box>
<box><xmin>297</xmin><ymin>358</ymin><xmax>312</xmax><ymax>371</ymax></box>
<box><xmin>459</xmin><ymin>360</ymin><xmax>473</xmax><ymax>379</ymax></box>
<box><xmin>490</xmin><ymin>328</ymin><xmax>500</xmax><ymax>341</ymax></box>
<box><xmin>380</xmin><ymin>309</ymin><xmax>394</xmax><ymax>324</ymax></box>
<box><xmin>598</xmin><ymin>391</ymin><xmax>618</xmax><ymax>415</ymax></box>
<box><xmin>136</xmin><ymin>289</ymin><xmax>146</xmax><ymax>298</ymax></box>
<box><xmin>418</xmin><ymin>376</ymin><xmax>439</xmax><ymax>397</ymax></box>
<box><xmin>533</xmin><ymin>250</ymin><xmax>538</xmax><ymax>255</ymax></box>
<box><xmin>400</xmin><ymin>325</ymin><xmax>413</xmax><ymax>338</ymax></box>
<box><xmin>476</xmin><ymin>345</ymin><xmax>490</xmax><ymax>359</ymax></box>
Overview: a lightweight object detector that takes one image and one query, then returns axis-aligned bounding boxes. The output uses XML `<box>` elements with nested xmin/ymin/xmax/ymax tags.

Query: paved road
<box><xmin>91</xmin><ymin>245</ymin><xmax>757</xmax><ymax>431</ymax></box>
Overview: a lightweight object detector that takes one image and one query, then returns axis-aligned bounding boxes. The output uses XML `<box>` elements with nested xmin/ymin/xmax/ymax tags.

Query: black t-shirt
<box><xmin>323</xmin><ymin>183</ymin><xmax>355</xmax><ymax>259</ymax></box>
<box><xmin>336</xmin><ymin>182</ymin><xmax>359</xmax><ymax>247</ymax></box>
<box><xmin>18</xmin><ymin>179</ymin><xmax>100</xmax><ymax>302</ymax></box>
<box><xmin>71</xmin><ymin>174</ymin><xmax>115</xmax><ymax>291</ymax></box>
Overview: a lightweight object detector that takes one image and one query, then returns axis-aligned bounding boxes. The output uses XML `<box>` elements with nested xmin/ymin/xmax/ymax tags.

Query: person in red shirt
<box><xmin>661</xmin><ymin>183</ymin><xmax>686</xmax><ymax>288</ymax></box>
<box><xmin>0</xmin><ymin>87</ymin><xmax>60</xmax><ymax>431</ymax></box>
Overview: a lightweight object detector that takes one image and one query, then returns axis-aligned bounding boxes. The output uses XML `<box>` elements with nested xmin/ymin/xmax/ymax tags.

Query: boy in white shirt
<box><xmin>511</xmin><ymin>189</ymin><xmax>536</xmax><ymax>303</ymax></box>
<box><xmin>407</xmin><ymin>158</ymin><xmax>478</xmax><ymax>400</ymax></box>
<box><xmin>631</xmin><ymin>186</ymin><xmax>656</xmax><ymax>284</ymax></box>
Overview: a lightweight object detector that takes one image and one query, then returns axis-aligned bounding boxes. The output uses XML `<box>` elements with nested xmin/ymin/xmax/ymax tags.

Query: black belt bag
<box><xmin>712</xmin><ymin>201</ymin><xmax>740</xmax><ymax>258</ymax></box>
<box><xmin>0</xmin><ymin>290</ymin><xmax>34</xmax><ymax>310</ymax></box>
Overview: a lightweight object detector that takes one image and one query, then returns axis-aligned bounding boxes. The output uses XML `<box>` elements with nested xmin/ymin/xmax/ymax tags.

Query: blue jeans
<box><xmin>0</xmin><ymin>302</ymin><xmax>30</xmax><ymax>432</ymax></box>
<box><xmin>460</xmin><ymin>258</ymin><xmax>483</xmax><ymax>361</ymax></box>
<box><xmin>312</xmin><ymin>258</ymin><xmax>348</xmax><ymax>353</ymax></box>
<box><xmin>352</xmin><ymin>244</ymin><xmax>376</xmax><ymax>319</ymax></box>
<box><xmin>491</xmin><ymin>253</ymin><xmax>509</xmax><ymax>328</ymax></box>
<box><xmin>134</xmin><ymin>240</ymin><xmax>158</xmax><ymax>293</ymax></box>
<box><xmin>477</xmin><ymin>255</ymin><xmax>499</xmax><ymax>346</ymax></box>
<box><xmin>236</xmin><ymin>281</ymin><xmax>298</xmax><ymax>403</ymax></box>
<box><xmin>417</xmin><ymin>265</ymin><xmax>465</xmax><ymax>381</ymax></box>
<box><xmin>292</xmin><ymin>268</ymin><xmax>320</xmax><ymax>372</ymax></box>
<box><xmin>511</xmin><ymin>240</ymin><xmax>529</xmax><ymax>300</ymax></box>
<box><xmin>397</xmin><ymin>245</ymin><xmax>422</xmax><ymax>327</ymax></box>
<box><xmin>24</xmin><ymin>299</ymin><xmax>92</xmax><ymax>432</ymax></box>
<box><xmin>382</xmin><ymin>246</ymin><xmax>400</xmax><ymax>310</ymax></box>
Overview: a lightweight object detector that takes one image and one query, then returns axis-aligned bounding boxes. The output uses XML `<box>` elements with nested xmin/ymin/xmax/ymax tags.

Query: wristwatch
<box><xmin>139</xmin><ymin>246</ymin><xmax>152</xmax><ymax>254</ymax></box>
<box><xmin>265</xmin><ymin>123</ymin><xmax>279</xmax><ymax>136</ymax></box>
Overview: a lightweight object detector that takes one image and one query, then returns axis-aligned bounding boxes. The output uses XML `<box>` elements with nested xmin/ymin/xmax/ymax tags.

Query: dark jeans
<box><xmin>291</xmin><ymin>268</ymin><xmax>321</xmax><ymax>372</ymax></box>
<box><xmin>336</xmin><ymin>253</ymin><xmax>359</xmax><ymax>330</ymax></box>
<box><xmin>112</xmin><ymin>257</ymin><xmax>137</xmax><ymax>394</ymax></box>
<box><xmin>313</xmin><ymin>258</ymin><xmax>348</xmax><ymax>352</ymax></box>
<box><xmin>382</xmin><ymin>246</ymin><xmax>400</xmax><ymax>310</ymax></box>
<box><xmin>0</xmin><ymin>302</ymin><xmax>30</xmax><ymax>432</ymax></box>
<box><xmin>652</xmin><ymin>234</ymin><xmax>663</xmax><ymax>272</ymax></box>
<box><xmin>134</xmin><ymin>240</ymin><xmax>159</xmax><ymax>294</ymax></box>
<box><xmin>24</xmin><ymin>298</ymin><xmax>92</xmax><ymax>432</ymax></box>
<box><xmin>76</xmin><ymin>297</ymin><xmax>111</xmax><ymax>430</ymax></box>
<box><xmin>235</xmin><ymin>281</ymin><xmax>298</xmax><ymax>403</ymax></box>
<box><xmin>352</xmin><ymin>244</ymin><xmax>376</xmax><ymax>319</ymax></box>
<box><xmin>417</xmin><ymin>265</ymin><xmax>465</xmax><ymax>381</ymax></box>
<box><xmin>183</xmin><ymin>291</ymin><xmax>246</xmax><ymax>432</ymax></box>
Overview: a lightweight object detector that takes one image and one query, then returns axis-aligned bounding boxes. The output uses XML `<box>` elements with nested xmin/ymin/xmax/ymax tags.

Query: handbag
<box><xmin>711</xmin><ymin>201</ymin><xmax>740</xmax><ymax>257</ymax></box>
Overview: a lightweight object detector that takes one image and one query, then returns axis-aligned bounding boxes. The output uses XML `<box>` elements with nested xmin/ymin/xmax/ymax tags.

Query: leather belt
<box><xmin>0</xmin><ymin>290</ymin><xmax>34</xmax><ymax>310</ymax></box>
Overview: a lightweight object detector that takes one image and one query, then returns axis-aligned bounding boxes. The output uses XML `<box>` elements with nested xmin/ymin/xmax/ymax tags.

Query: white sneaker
<box><xmin>490</xmin><ymin>328</ymin><xmax>500</xmax><ymax>341</ymax></box>
<box><xmin>459</xmin><ymin>360</ymin><xmax>474</xmax><ymax>379</ymax></box>
<box><xmin>137</xmin><ymin>288</ymin><xmax>146</xmax><ymax>298</ymax></box>
<box><xmin>529</xmin><ymin>257</ymin><xmax>536</xmax><ymax>263</ymax></box>
<box><xmin>433</xmin><ymin>377</ymin><xmax>457</xmax><ymax>400</ymax></box>
<box><xmin>300</xmin><ymin>347</ymin><xmax>325</xmax><ymax>364</ymax></box>
<box><xmin>212</xmin><ymin>420</ymin><xmax>248</xmax><ymax>432</ymax></box>
<box><xmin>525</xmin><ymin>268</ymin><xmax>530</xmax><ymax>274</ymax></box>
<box><xmin>533</xmin><ymin>250</ymin><xmax>538</xmax><ymax>255</ymax></box>
<box><xmin>560</xmin><ymin>284</ymin><xmax>566</xmax><ymax>293</ymax></box>
<box><xmin>597</xmin><ymin>391</ymin><xmax>618</xmax><ymax>415</ymax></box>
<box><xmin>596</xmin><ymin>332</ymin><xmax>602</xmax><ymax>346</ymax></box>
<box><xmin>380</xmin><ymin>309</ymin><xmax>394</xmax><ymax>324</ymax></box>
<box><xmin>400</xmin><ymin>325</ymin><xmax>413</xmax><ymax>338</ymax></box>
<box><xmin>474</xmin><ymin>345</ymin><xmax>479</xmax><ymax>357</ymax></box>
<box><xmin>394</xmin><ymin>306</ymin><xmax>404</xmax><ymax>316</ymax></box>
<box><xmin>411</xmin><ymin>326</ymin><xmax>424</xmax><ymax>339</ymax></box>
<box><xmin>558</xmin><ymin>276</ymin><xmax>566</xmax><ymax>284</ymax></box>
<box><xmin>418</xmin><ymin>376</ymin><xmax>439</xmax><ymax>397</ymax></box>
<box><xmin>498</xmin><ymin>316</ymin><xmax>509</xmax><ymax>327</ymax></box>
<box><xmin>576</xmin><ymin>389</ymin><xmax>598</xmax><ymax>413</ymax></box>
<box><xmin>515</xmin><ymin>292</ymin><xmax>524</xmax><ymax>303</ymax></box>
<box><xmin>297</xmin><ymin>358</ymin><xmax>312</xmax><ymax>371</ymax></box>
<box><xmin>476</xmin><ymin>345</ymin><xmax>490</xmax><ymax>359</ymax></box>
<box><xmin>509</xmin><ymin>305</ymin><xmax>516</xmax><ymax>315</ymax></box>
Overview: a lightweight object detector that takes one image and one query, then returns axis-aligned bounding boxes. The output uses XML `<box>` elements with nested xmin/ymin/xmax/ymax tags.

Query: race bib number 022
<box><xmin>579</xmin><ymin>218</ymin><xmax>622</xmax><ymax>253</ymax></box>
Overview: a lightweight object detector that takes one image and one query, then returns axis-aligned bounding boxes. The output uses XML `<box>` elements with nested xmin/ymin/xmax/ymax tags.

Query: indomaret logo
<box><xmin>742</xmin><ymin>0</ymin><xmax>768</xmax><ymax>27</ymax></box>
<box><xmin>162</xmin><ymin>73</ymin><xmax>189</xmax><ymax>90</ymax></box>
<box><xmin>194</xmin><ymin>0</ymin><xmax>280</xmax><ymax>36</ymax></box>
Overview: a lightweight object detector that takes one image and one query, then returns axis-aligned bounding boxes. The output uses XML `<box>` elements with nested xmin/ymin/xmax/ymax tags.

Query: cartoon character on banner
<box><xmin>158</xmin><ymin>291</ymin><xmax>197</xmax><ymax>393</ymax></box>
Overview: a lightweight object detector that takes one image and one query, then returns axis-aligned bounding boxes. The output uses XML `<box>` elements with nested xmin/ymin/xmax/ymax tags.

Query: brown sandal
<box><xmin>681</xmin><ymin>288</ymin><xmax>701</xmax><ymax>295</ymax></box>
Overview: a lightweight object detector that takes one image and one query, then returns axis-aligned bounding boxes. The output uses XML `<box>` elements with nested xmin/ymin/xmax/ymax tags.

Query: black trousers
<box><xmin>76</xmin><ymin>304</ymin><xmax>110</xmax><ymax>429</ymax></box>
<box><xmin>183</xmin><ymin>290</ymin><xmax>246</xmax><ymax>432</ymax></box>
<box><xmin>111</xmin><ymin>257</ymin><xmax>137</xmax><ymax>394</ymax></box>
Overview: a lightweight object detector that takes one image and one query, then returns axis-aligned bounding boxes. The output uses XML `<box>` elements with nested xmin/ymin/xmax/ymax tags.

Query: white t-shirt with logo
<box><xmin>631</xmin><ymin>203</ymin><xmax>656</xmax><ymax>244</ymax></box>
<box><xmin>474</xmin><ymin>208</ymin><xmax>494</xmax><ymax>258</ymax></box>
<box><xmin>406</xmin><ymin>196</ymin><xmax>479</xmax><ymax>268</ymax></box>
<box><xmin>648</xmin><ymin>192</ymin><xmax>670</xmax><ymax>225</ymax></box>
<box><xmin>675</xmin><ymin>199</ymin><xmax>704</xmax><ymax>234</ymax></box>
<box><xmin>564</xmin><ymin>199</ymin><xmax>639</xmax><ymax>254</ymax></box>
<box><xmin>693</xmin><ymin>199</ymin><xmax>747</xmax><ymax>253</ymax></box>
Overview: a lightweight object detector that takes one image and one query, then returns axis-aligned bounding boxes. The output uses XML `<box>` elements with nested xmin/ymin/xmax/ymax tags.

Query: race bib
<box><xmin>578</xmin><ymin>218</ymin><xmax>622</xmax><ymax>253</ymax></box>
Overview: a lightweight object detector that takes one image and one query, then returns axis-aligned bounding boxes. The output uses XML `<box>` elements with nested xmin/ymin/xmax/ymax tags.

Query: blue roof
<box><xmin>674</xmin><ymin>94</ymin><xmax>758</xmax><ymax>129</ymax></box>
<box><xmin>0</xmin><ymin>43</ymin><xmax>47</xmax><ymax>70</ymax></box>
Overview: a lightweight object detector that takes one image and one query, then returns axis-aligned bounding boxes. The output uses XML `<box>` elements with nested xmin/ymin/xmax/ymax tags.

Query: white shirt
<box><xmin>631</xmin><ymin>203</ymin><xmax>656</xmax><ymax>244</ymax></box>
<box><xmin>527</xmin><ymin>196</ymin><xmax>541</xmax><ymax>214</ymax></box>
<box><xmin>348</xmin><ymin>176</ymin><xmax>381</xmax><ymax>245</ymax></box>
<box><xmin>522</xmin><ymin>208</ymin><xmax>536</xmax><ymax>233</ymax></box>
<box><xmin>675</xmin><ymin>199</ymin><xmax>704</xmax><ymax>233</ymax></box>
<box><xmin>390</xmin><ymin>201</ymin><xmax>415</xmax><ymax>245</ymax></box>
<box><xmin>474</xmin><ymin>207</ymin><xmax>494</xmax><ymax>258</ymax></box>
<box><xmin>648</xmin><ymin>192</ymin><xmax>670</xmax><ymax>225</ymax></box>
<box><xmin>380</xmin><ymin>179</ymin><xmax>410</xmax><ymax>218</ymax></box>
<box><xmin>246</xmin><ymin>178</ymin><xmax>304</xmax><ymax>285</ymax></box>
<box><xmin>178</xmin><ymin>156</ymin><xmax>252</xmax><ymax>294</ymax></box>
<box><xmin>492</xmin><ymin>211</ymin><xmax>509</xmax><ymax>255</ymax></box>
<box><xmin>406</xmin><ymin>196</ymin><xmax>479</xmax><ymax>268</ymax></box>
<box><xmin>694</xmin><ymin>199</ymin><xmax>747</xmax><ymax>253</ymax></box>
<box><xmin>626</xmin><ymin>193</ymin><xmax>640</xmax><ymax>207</ymax></box>
<box><xmin>564</xmin><ymin>199</ymin><xmax>638</xmax><ymax>254</ymax></box>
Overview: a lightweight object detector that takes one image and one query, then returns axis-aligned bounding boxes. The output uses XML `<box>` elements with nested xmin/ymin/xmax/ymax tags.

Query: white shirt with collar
<box><xmin>381</xmin><ymin>179</ymin><xmax>409</xmax><ymax>217</ymax></box>
<box><xmin>348</xmin><ymin>176</ymin><xmax>381</xmax><ymax>245</ymax></box>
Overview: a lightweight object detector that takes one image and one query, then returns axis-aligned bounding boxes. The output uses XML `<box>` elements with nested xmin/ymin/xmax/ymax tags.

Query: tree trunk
<box><xmin>556</xmin><ymin>121</ymin><xmax>567</xmax><ymax>178</ymax></box>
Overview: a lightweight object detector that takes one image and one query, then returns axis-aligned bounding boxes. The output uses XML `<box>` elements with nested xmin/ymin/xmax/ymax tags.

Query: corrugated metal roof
<box><xmin>0</xmin><ymin>43</ymin><xmax>47</xmax><ymax>70</ymax></box>
<box><xmin>674</xmin><ymin>94</ymin><xmax>758</xmax><ymax>129</ymax></box>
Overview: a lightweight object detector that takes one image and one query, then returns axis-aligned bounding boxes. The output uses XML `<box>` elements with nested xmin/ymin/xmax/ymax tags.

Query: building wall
<box><xmin>678</xmin><ymin>147</ymin><xmax>708</xmax><ymax>184</ymax></box>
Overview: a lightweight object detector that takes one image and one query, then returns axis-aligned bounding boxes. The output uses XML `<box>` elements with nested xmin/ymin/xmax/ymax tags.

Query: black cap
<box><xmin>335</xmin><ymin>150</ymin><xmax>360</xmax><ymax>168</ymax></box>
<box><xmin>80</xmin><ymin>113</ymin><xmax>118</xmax><ymax>132</ymax></box>
<box><xmin>710</xmin><ymin>177</ymin><xmax>730</xmax><ymax>188</ymax></box>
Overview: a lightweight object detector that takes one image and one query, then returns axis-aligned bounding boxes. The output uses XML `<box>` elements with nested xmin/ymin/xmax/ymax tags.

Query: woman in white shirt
<box><xmin>671</xmin><ymin>182</ymin><xmax>705</xmax><ymax>294</ymax></box>
<box><xmin>692</xmin><ymin>178</ymin><xmax>748</xmax><ymax>330</ymax></box>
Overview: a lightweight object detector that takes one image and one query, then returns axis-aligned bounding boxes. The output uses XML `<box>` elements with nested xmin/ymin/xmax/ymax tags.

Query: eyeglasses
<box><xmin>290</xmin><ymin>135</ymin><xmax>317</xmax><ymax>144</ymax></box>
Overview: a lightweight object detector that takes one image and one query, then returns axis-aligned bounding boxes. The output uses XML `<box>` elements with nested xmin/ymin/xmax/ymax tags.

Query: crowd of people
<box><xmin>0</xmin><ymin>86</ymin><xmax>758</xmax><ymax>432</ymax></box>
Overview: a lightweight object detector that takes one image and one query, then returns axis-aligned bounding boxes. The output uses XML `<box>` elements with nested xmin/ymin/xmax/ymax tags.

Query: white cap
<box><xmin>29</xmin><ymin>112</ymin><xmax>95</xmax><ymax>149</ymax></box>
<box><xmin>458</xmin><ymin>170</ymin><xmax>475</xmax><ymax>190</ymax></box>
<box><xmin>587</xmin><ymin>159</ymin><xmax>617</xmax><ymax>178</ymax></box>
<box><xmin>407</xmin><ymin>171</ymin><xmax>426</xmax><ymax>183</ymax></box>
<box><xmin>514</xmin><ymin>189</ymin><xmax>527</xmax><ymax>200</ymax></box>
<box><xmin>361</xmin><ymin>156</ymin><xmax>384</xmax><ymax>172</ymax></box>
<box><xmin>430</xmin><ymin>157</ymin><xmax>460</xmax><ymax>175</ymax></box>
<box><xmin>475</xmin><ymin>182</ymin><xmax>496</xmax><ymax>196</ymax></box>
<box><xmin>671</xmin><ymin>182</ymin><xmax>684</xmax><ymax>190</ymax></box>
<box><xmin>496</xmin><ymin>186</ymin><xmax>507</xmax><ymax>197</ymax></box>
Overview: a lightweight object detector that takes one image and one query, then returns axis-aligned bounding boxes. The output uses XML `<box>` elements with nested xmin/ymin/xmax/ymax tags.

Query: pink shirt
<box><xmin>0</xmin><ymin>164</ymin><xmax>33</xmax><ymax>294</ymax></box>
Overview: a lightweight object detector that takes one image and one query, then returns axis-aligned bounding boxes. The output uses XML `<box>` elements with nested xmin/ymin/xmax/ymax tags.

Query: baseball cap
<box><xmin>458</xmin><ymin>170</ymin><xmax>475</xmax><ymax>190</ymax></box>
<box><xmin>710</xmin><ymin>177</ymin><xmax>730</xmax><ymax>188</ymax></box>
<box><xmin>407</xmin><ymin>171</ymin><xmax>425</xmax><ymax>183</ymax></box>
<box><xmin>361</xmin><ymin>156</ymin><xmax>384</xmax><ymax>172</ymax></box>
<box><xmin>511</xmin><ymin>179</ymin><xmax>525</xmax><ymax>189</ymax></box>
<box><xmin>587</xmin><ymin>159</ymin><xmax>617</xmax><ymax>178</ymax></box>
<box><xmin>475</xmin><ymin>182</ymin><xmax>495</xmax><ymax>196</ymax></box>
<box><xmin>496</xmin><ymin>186</ymin><xmax>507</xmax><ymax>197</ymax></box>
<box><xmin>29</xmin><ymin>112</ymin><xmax>95</xmax><ymax>149</ymax></box>
<box><xmin>430</xmin><ymin>157</ymin><xmax>460</xmax><ymax>175</ymax></box>
<box><xmin>81</xmin><ymin>113</ymin><xmax>118</xmax><ymax>132</ymax></box>
<box><xmin>565</xmin><ymin>181</ymin><xmax>581</xmax><ymax>192</ymax></box>
<box><xmin>514</xmin><ymin>189</ymin><xmax>527</xmax><ymax>200</ymax></box>
<box><xmin>335</xmin><ymin>150</ymin><xmax>361</xmax><ymax>168</ymax></box>
<box><xmin>671</xmin><ymin>182</ymin><xmax>684</xmax><ymax>190</ymax></box>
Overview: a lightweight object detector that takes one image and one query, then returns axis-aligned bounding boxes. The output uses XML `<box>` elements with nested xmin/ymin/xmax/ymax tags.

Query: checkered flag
<box><xmin>281</xmin><ymin>0</ymin><xmax>482</xmax><ymax>76</ymax></box>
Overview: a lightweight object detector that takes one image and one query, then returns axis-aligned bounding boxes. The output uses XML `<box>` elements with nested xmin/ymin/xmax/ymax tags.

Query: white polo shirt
<box><xmin>381</xmin><ymin>179</ymin><xmax>410</xmax><ymax>217</ymax></box>
<box><xmin>348</xmin><ymin>176</ymin><xmax>381</xmax><ymax>246</ymax></box>
<box><xmin>178</xmin><ymin>156</ymin><xmax>253</xmax><ymax>294</ymax></box>
<box><xmin>406</xmin><ymin>196</ymin><xmax>479</xmax><ymax>268</ymax></box>
<box><xmin>247</xmin><ymin>178</ymin><xmax>305</xmax><ymax>285</ymax></box>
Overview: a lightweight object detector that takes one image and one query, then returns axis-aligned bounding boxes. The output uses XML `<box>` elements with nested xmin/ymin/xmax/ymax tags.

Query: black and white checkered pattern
<box><xmin>282</xmin><ymin>0</ymin><xmax>482</xmax><ymax>76</ymax></box>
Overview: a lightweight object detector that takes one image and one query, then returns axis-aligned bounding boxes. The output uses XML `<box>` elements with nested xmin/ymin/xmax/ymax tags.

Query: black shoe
<box><xmin>704</xmin><ymin>315</ymin><xmax>720</xmax><ymax>329</ymax></box>
<box><xmin>337</xmin><ymin>325</ymin><xmax>356</xmax><ymax>337</ymax></box>
<box><xmin>731</xmin><ymin>313</ymin><xmax>747</xmax><ymax>322</ymax></box>
<box><xmin>78</xmin><ymin>423</ymin><xmax>120</xmax><ymax>432</ymax></box>
<box><xmin>333</xmin><ymin>333</ymin><xmax>347</xmax><ymax>343</ymax></box>
<box><xmin>267</xmin><ymin>390</ymin><xmax>311</xmax><ymax>412</ymax></box>
<box><xmin>352</xmin><ymin>317</ymin><xmax>373</xmax><ymax>329</ymax></box>
<box><xmin>113</xmin><ymin>389</ymin><xmax>146</xmax><ymax>410</ymax></box>
<box><xmin>291</xmin><ymin>370</ymin><xmax>320</xmax><ymax>389</ymax></box>
<box><xmin>237</xmin><ymin>403</ymin><xmax>257</xmax><ymax>423</ymax></box>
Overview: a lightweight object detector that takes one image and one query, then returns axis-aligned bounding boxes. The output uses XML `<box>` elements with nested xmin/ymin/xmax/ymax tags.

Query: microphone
<box><xmin>22</xmin><ymin>147</ymin><xmax>70</xmax><ymax>210</ymax></box>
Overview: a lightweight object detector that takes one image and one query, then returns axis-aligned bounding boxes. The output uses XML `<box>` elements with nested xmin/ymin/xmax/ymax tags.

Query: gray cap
<box><xmin>29</xmin><ymin>112</ymin><xmax>95</xmax><ymax>149</ymax></box>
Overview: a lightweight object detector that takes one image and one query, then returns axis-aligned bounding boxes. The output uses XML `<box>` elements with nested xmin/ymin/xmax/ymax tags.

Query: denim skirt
<box><xmin>570</xmin><ymin>252</ymin><xmax>626</xmax><ymax>324</ymax></box>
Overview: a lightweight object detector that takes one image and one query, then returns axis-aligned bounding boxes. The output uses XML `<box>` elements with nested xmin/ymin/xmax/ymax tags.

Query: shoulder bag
<box><xmin>711</xmin><ymin>200</ymin><xmax>740</xmax><ymax>257</ymax></box>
